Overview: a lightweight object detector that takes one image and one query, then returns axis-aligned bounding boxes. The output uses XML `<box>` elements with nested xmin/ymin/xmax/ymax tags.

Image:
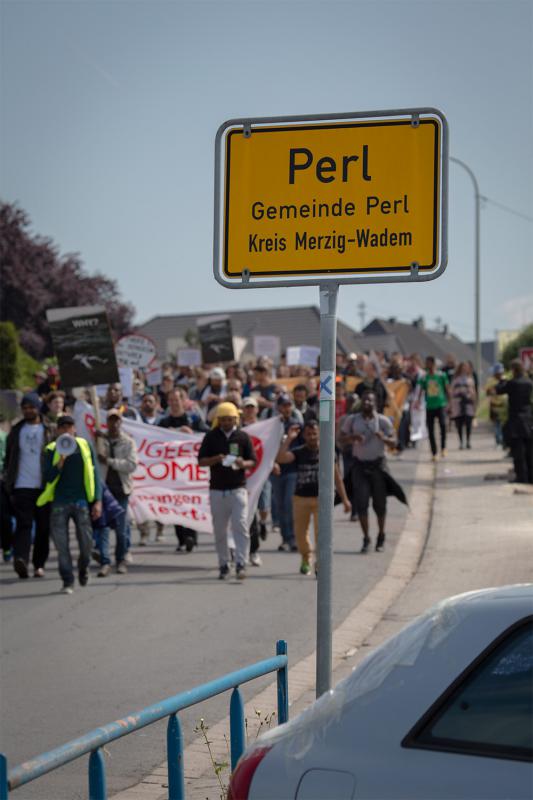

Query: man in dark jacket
<box><xmin>4</xmin><ymin>393</ymin><xmax>54</xmax><ymax>578</ymax></box>
<box><xmin>494</xmin><ymin>360</ymin><xmax>533</xmax><ymax>484</ymax></box>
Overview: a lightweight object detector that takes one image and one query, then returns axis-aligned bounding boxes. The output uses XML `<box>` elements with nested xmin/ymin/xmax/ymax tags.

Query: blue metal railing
<box><xmin>0</xmin><ymin>640</ymin><xmax>288</xmax><ymax>799</ymax></box>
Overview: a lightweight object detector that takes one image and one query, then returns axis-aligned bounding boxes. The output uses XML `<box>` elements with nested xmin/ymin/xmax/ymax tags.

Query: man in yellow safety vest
<box><xmin>37</xmin><ymin>415</ymin><xmax>102</xmax><ymax>594</ymax></box>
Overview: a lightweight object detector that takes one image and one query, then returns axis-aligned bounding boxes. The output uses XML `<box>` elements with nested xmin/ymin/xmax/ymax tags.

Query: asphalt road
<box><xmin>0</xmin><ymin>449</ymin><xmax>419</xmax><ymax>799</ymax></box>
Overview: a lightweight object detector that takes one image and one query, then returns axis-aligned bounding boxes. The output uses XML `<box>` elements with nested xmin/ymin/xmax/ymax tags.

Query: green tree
<box><xmin>0</xmin><ymin>322</ymin><xmax>18</xmax><ymax>389</ymax></box>
<box><xmin>501</xmin><ymin>323</ymin><xmax>533</xmax><ymax>368</ymax></box>
<box><xmin>0</xmin><ymin>202</ymin><xmax>135</xmax><ymax>359</ymax></box>
<box><xmin>0</xmin><ymin>321</ymin><xmax>40</xmax><ymax>390</ymax></box>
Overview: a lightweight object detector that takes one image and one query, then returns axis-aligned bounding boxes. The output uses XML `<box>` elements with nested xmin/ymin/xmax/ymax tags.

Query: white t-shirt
<box><xmin>15</xmin><ymin>423</ymin><xmax>45</xmax><ymax>489</ymax></box>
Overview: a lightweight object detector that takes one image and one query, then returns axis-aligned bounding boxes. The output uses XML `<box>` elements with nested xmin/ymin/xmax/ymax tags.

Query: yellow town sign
<box><xmin>214</xmin><ymin>109</ymin><xmax>448</xmax><ymax>287</ymax></box>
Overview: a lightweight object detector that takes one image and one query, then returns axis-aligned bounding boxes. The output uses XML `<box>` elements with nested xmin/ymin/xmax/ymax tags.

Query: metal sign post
<box><xmin>213</xmin><ymin>107</ymin><xmax>448</xmax><ymax>699</ymax></box>
<box><xmin>317</xmin><ymin>284</ymin><xmax>339</xmax><ymax>697</ymax></box>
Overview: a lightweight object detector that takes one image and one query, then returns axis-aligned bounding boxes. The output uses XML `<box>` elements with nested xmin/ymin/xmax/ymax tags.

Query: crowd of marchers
<box><xmin>1</xmin><ymin>351</ymin><xmax>531</xmax><ymax>592</ymax></box>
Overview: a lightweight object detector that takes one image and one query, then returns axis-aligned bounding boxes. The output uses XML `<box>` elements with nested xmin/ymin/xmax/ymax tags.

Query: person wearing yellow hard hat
<box><xmin>198</xmin><ymin>402</ymin><xmax>257</xmax><ymax>580</ymax></box>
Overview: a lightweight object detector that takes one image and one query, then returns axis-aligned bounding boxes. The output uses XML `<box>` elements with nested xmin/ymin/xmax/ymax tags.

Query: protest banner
<box><xmin>46</xmin><ymin>305</ymin><xmax>119</xmax><ymax>388</ymax></box>
<box><xmin>197</xmin><ymin>314</ymin><xmax>235</xmax><ymax>364</ymax></box>
<box><xmin>116</xmin><ymin>334</ymin><xmax>157</xmax><ymax>369</ymax></box>
<box><xmin>74</xmin><ymin>400</ymin><xmax>281</xmax><ymax>530</ymax></box>
<box><xmin>286</xmin><ymin>345</ymin><xmax>320</xmax><ymax>368</ymax></box>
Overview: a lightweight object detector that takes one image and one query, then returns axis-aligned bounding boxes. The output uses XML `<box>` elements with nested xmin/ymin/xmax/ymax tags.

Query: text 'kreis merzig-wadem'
<box><xmin>248</xmin><ymin>145</ymin><xmax>412</xmax><ymax>256</ymax></box>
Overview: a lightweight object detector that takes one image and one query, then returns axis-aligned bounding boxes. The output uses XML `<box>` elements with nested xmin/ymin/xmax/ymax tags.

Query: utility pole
<box><xmin>357</xmin><ymin>301</ymin><xmax>366</xmax><ymax>331</ymax></box>
<box><xmin>450</xmin><ymin>157</ymin><xmax>481</xmax><ymax>381</ymax></box>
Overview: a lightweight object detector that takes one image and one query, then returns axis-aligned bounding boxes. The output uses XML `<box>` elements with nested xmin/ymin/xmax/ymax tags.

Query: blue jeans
<box><xmin>51</xmin><ymin>501</ymin><xmax>93</xmax><ymax>586</ymax></box>
<box><xmin>99</xmin><ymin>496</ymin><xmax>128</xmax><ymax>566</ymax></box>
<box><xmin>494</xmin><ymin>419</ymin><xmax>504</xmax><ymax>446</ymax></box>
<box><xmin>271</xmin><ymin>471</ymin><xmax>298</xmax><ymax>544</ymax></box>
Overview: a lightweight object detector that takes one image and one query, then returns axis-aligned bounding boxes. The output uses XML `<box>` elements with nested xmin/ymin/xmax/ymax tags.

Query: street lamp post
<box><xmin>450</xmin><ymin>156</ymin><xmax>481</xmax><ymax>380</ymax></box>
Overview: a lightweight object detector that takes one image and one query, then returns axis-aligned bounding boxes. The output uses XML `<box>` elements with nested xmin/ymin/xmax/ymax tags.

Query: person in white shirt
<box><xmin>4</xmin><ymin>394</ymin><xmax>54</xmax><ymax>578</ymax></box>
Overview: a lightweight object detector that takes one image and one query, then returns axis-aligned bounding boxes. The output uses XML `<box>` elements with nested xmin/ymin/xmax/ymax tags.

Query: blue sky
<box><xmin>2</xmin><ymin>0</ymin><xmax>532</xmax><ymax>343</ymax></box>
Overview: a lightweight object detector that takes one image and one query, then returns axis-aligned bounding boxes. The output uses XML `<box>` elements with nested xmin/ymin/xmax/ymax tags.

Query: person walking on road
<box><xmin>4</xmin><ymin>393</ymin><xmax>54</xmax><ymax>578</ymax></box>
<box><xmin>159</xmin><ymin>387</ymin><xmax>208</xmax><ymax>553</ymax></box>
<box><xmin>416</xmin><ymin>356</ymin><xmax>450</xmax><ymax>461</ymax></box>
<box><xmin>341</xmin><ymin>391</ymin><xmax>399</xmax><ymax>554</ymax></box>
<box><xmin>198</xmin><ymin>402</ymin><xmax>257</xmax><ymax>580</ymax></box>
<box><xmin>277</xmin><ymin>419</ymin><xmax>351</xmax><ymax>575</ymax></box>
<box><xmin>450</xmin><ymin>362</ymin><xmax>477</xmax><ymax>449</ymax></box>
<box><xmin>95</xmin><ymin>409</ymin><xmax>138</xmax><ymax>576</ymax></box>
<box><xmin>271</xmin><ymin>394</ymin><xmax>303</xmax><ymax>553</ymax></box>
<box><xmin>37</xmin><ymin>415</ymin><xmax>102</xmax><ymax>593</ymax></box>
<box><xmin>485</xmin><ymin>363</ymin><xmax>507</xmax><ymax>447</ymax></box>
<box><xmin>491</xmin><ymin>359</ymin><xmax>533</xmax><ymax>484</ymax></box>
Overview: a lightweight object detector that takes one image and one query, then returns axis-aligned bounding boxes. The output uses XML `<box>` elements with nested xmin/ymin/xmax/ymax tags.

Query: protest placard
<box><xmin>286</xmin><ymin>345</ymin><xmax>320</xmax><ymax>368</ymax></box>
<box><xmin>253</xmin><ymin>335</ymin><xmax>281</xmax><ymax>361</ymax></box>
<box><xmin>116</xmin><ymin>334</ymin><xmax>157</xmax><ymax>369</ymax></box>
<box><xmin>46</xmin><ymin>305</ymin><xmax>119</xmax><ymax>387</ymax></box>
<box><xmin>145</xmin><ymin>360</ymin><xmax>163</xmax><ymax>387</ymax></box>
<box><xmin>96</xmin><ymin>367</ymin><xmax>134</xmax><ymax>399</ymax></box>
<box><xmin>197</xmin><ymin>315</ymin><xmax>235</xmax><ymax>364</ymax></box>
<box><xmin>177</xmin><ymin>348</ymin><xmax>202</xmax><ymax>367</ymax></box>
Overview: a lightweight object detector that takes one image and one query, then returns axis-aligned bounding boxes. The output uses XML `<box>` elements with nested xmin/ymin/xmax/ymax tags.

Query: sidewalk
<box><xmin>114</xmin><ymin>426</ymin><xmax>532</xmax><ymax>799</ymax></box>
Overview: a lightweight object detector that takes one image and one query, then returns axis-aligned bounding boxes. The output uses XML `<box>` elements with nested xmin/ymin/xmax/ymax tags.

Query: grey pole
<box><xmin>316</xmin><ymin>283</ymin><xmax>339</xmax><ymax>698</ymax></box>
<box><xmin>450</xmin><ymin>157</ymin><xmax>481</xmax><ymax>380</ymax></box>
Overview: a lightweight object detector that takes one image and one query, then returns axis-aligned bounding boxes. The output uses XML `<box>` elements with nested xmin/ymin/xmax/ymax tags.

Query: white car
<box><xmin>229</xmin><ymin>585</ymin><xmax>533</xmax><ymax>800</ymax></box>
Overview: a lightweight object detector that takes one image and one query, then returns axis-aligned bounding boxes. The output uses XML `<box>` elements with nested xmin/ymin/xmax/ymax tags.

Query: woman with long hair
<box><xmin>450</xmin><ymin>362</ymin><xmax>477</xmax><ymax>449</ymax></box>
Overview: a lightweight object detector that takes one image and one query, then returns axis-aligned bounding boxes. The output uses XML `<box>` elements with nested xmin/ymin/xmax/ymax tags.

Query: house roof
<box><xmin>362</xmin><ymin>318</ymin><xmax>490</xmax><ymax>372</ymax></box>
<box><xmin>136</xmin><ymin>308</ymin><xmax>488</xmax><ymax>373</ymax></box>
<box><xmin>137</xmin><ymin>305</ymin><xmax>359</xmax><ymax>361</ymax></box>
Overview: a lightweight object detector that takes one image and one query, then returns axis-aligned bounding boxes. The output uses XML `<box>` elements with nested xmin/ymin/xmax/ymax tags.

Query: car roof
<box><xmin>259</xmin><ymin>585</ymin><xmax>533</xmax><ymax>753</ymax></box>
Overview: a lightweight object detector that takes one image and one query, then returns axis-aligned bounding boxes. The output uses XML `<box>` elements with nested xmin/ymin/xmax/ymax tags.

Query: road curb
<box><xmin>112</xmin><ymin>455</ymin><xmax>435</xmax><ymax>799</ymax></box>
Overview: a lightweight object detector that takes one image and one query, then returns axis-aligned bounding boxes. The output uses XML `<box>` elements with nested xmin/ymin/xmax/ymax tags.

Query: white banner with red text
<box><xmin>73</xmin><ymin>400</ymin><xmax>282</xmax><ymax>531</ymax></box>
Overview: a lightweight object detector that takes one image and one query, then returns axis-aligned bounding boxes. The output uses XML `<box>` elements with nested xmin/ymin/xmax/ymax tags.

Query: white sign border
<box><xmin>214</xmin><ymin>107</ymin><xmax>448</xmax><ymax>290</ymax></box>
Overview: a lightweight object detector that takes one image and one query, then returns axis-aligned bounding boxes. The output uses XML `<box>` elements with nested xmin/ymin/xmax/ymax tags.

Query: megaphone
<box><xmin>56</xmin><ymin>433</ymin><xmax>77</xmax><ymax>457</ymax></box>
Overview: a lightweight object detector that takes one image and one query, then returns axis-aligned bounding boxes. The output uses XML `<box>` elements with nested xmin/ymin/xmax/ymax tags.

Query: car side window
<box><xmin>405</xmin><ymin>619</ymin><xmax>532</xmax><ymax>762</ymax></box>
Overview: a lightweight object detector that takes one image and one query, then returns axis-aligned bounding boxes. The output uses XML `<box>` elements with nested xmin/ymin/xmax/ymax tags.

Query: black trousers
<box><xmin>249</xmin><ymin>514</ymin><xmax>260</xmax><ymax>555</ymax></box>
<box><xmin>174</xmin><ymin>525</ymin><xmax>197</xmax><ymax>547</ymax></box>
<box><xmin>454</xmin><ymin>415</ymin><xmax>473</xmax><ymax>445</ymax></box>
<box><xmin>10</xmin><ymin>488</ymin><xmax>51</xmax><ymax>568</ymax></box>
<box><xmin>426</xmin><ymin>407</ymin><xmax>447</xmax><ymax>456</ymax></box>
<box><xmin>510</xmin><ymin>438</ymin><xmax>533</xmax><ymax>484</ymax></box>
<box><xmin>351</xmin><ymin>459</ymin><xmax>387</xmax><ymax>517</ymax></box>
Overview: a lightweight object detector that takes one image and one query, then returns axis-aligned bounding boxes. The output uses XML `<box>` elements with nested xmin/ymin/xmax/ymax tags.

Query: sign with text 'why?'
<box><xmin>214</xmin><ymin>109</ymin><xmax>448</xmax><ymax>288</ymax></box>
<box><xmin>47</xmin><ymin>305</ymin><xmax>119</xmax><ymax>388</ymax></box>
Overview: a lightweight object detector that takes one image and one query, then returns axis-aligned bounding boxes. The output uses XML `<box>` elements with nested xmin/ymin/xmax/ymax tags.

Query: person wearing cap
<box><xmin>242</xmin><ymin>396</ymin><xmax>259</xmax><ymax>426</ymax></box>
<box><xmin>198</xmin><ymin>402</ymin><xmax>257</xmax><ymax>580</ymax></box>
<box><xmin>485</xmin><ymin>363</ymin><xmax>507</xmax><ymax>447</ymax></box>
<box><xmin>37</xmin><ymin>415</ymin><xmax>102</xmax><ymax>593</ymax></box>
<box><xmin>199</xmin><ymin>368</ymin><xmax>227</xmax><ymax>418</ymax></box>
<box><xmin>94</xmin><ymin>409</ymin><xmax>138</xmax><ymax>575</ymax></box>
<box><xmin>4</xmin><ymin>393</ymin><xmax>55</xmax><ymax>578</ymax></box>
